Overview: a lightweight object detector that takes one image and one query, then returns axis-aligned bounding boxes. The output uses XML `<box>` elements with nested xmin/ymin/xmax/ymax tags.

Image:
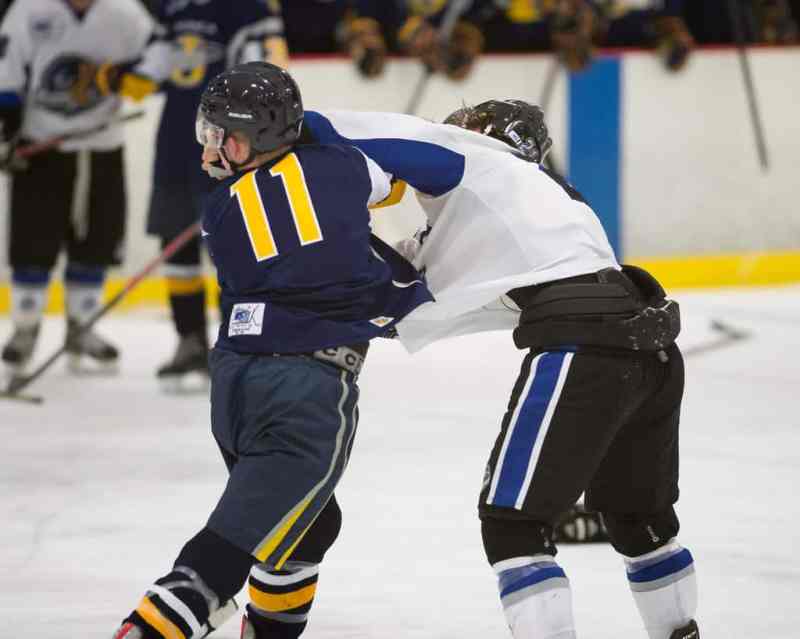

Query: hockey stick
<box><xmin>682</xmin><ymin>319</ymin><xmax>751</xmax><ymax>359</ymax></box>
<box><xmin>405</xmin><ymin>0</ymin><xmax>472</xmax><ymax>115</ymax></box>
<box><xmin>538</xmin><ymin>56</ymin><xmax>563</xmax><ymax>175</ymax></box>
<box><xmin>726</xmin><ymin>0</ymin><xmax>770</xmax><ymax>171</ymax></box>
<box><xmin>14</xmin><ymin>110</ymin><xmax>146</xmax><ymax>159</ymax></box>
<box><xmin>0</xmin><ymin>221</ymin><xmax>202</xmax><ymax>404</ymax></box>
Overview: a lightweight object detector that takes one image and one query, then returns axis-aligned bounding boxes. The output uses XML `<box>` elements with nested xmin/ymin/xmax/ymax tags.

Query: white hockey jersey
<box><xmin>0</xmin><ymin>0</ymin><xmax>153</xmax><ymax>150</ymax></box>
<box><xmin>304</xmin><ymin>109</ymin><xmax>620</xmax><ymax>352</ymax></box>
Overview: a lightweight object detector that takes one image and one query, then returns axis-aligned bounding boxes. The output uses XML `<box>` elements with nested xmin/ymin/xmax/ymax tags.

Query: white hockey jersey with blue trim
<box><xmin>304</xmin><ymin>109</ymin><xmax>620</xmax><ymax>352</ymax></box>
<box><xmin>0</xmin><ymin>0</ymin><xmax>153</xmax><ymax>150</ymax></box>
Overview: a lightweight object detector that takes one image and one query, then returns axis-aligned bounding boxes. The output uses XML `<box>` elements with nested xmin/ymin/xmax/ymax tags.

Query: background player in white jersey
<box><xmin>302</xmin><ymin>104</ymin><xmax>699</xmax><ymax>639</ymax></box>
<box><xmin>0</xmin><ymin>0</ymin><xmax>152</xmax><ymax>375</ymax></box>
<box><xmin>98</xmin><ymin>0</ymin><xmax>288</xmax><ymax>392</ymax></box>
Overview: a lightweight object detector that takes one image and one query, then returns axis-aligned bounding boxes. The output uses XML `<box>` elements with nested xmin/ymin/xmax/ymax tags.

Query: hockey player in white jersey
<box><xmin>0</xmin><ymin>0</ymin><xmax>153</xmax><ymax>374</ymax></box>
<box><xmin>302</xmin><ymin>103</ymin><xmax>699</xmax><ymax>639</ymax></box>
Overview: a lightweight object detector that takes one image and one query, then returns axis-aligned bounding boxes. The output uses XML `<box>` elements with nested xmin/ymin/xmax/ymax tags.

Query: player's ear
<box><xmin>224</xmin><ymin>133</ymin><xmax>250</xmax><ymax>165</ymax></box>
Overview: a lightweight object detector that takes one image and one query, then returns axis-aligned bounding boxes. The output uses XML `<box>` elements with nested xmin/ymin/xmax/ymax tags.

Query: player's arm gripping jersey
<box><xmin>202</xmin><ymin>143</ymin><xmax>433</xmax><ymax>355</ymax></box>
<box><xmin>302</xmin><ymin>109</ymin><xmax>620</xmax><ymax>352</ymax></box>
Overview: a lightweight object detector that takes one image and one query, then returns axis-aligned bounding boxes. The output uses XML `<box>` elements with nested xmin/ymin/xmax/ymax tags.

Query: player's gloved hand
<box><xmin>440</xmin><ymin>21</ymin><xmax>484</xmax><ymax>81</ymax></box>
<box><xmin>70</xmin><ymin>60</ymin><xmax>102</xmax><ymax>108</ymax></box>
<box><xmin>342</xmin><ymin>17</ymin><xmax>387</xmax><ymax>78</ymax></box>
<box><xmin>652</xmin><ymin>16</ymin><xmax>694</xmax><ymax>72</ymax></box>
<box><xmin>551</xmin><ymin>0</ymin><xmax>597</xmax><ymax>72</ymax></box>
<box><xmin>96</xmin><ymin>62</ymin><xmax>158</xmax><ymax>102</ymax></box>
<box><xmin>755</xmin><ymin>0</ymin><xmax>799</xmax><ymax>43</ymax></box>
<box><xmin>398</xmin><ymin>15</ymin><xmax>439</xmax><ymax>70</ymax></box>
<box><xmin>393</xmin><ymin>237</ymin><xmax>422</xmax><ymax>264</ymax></box>
<box><xmin>399</xmin><ymin>16</ymin><xmax>484</xmax><ymax>81</ymax></box>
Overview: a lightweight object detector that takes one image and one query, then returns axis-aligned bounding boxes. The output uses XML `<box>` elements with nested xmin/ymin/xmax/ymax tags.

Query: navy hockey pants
<box><xmin>207</xmin><ymin>347</ymin><xmax>359</xmax><ymax>568</ymax></box>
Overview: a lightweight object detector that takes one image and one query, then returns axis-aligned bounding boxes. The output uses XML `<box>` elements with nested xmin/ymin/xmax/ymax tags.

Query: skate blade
<box><xmin>159</xmin><ymin>371</ymin><xmax>210</xmax><ymax>395</ymax></box>
<box><xmin>67</xmin><ymin>354</ymin><xmax>120</xmax><ymax>376</ymax></box>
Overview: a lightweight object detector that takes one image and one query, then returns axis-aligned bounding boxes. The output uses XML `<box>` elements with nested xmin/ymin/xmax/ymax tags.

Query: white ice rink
<box><xmin>1</xmin><ymin>286</ymin><xmax>799</xmax><ymax>639</ymax></box>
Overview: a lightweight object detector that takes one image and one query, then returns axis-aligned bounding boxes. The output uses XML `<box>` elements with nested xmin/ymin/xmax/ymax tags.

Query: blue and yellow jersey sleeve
<box><xmin>303</xmin><ymin>110</ymin><xmax>467</xmax><ymax>198</ymax></box>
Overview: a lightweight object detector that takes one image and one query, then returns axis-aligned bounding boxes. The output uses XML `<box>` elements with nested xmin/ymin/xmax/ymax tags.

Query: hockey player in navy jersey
<box><xmin>300</xmin><ymin>103</ymin><xmax>699</xmax><ymax>639</ymax></box>
<box><xmin>97</xmin><ymin>0</ymin><xmax>289</xmax><ymax>392</ymax></box>
<box><xmin>109</xmin><ymin>62</ymin><xmax>432</xmax><ymax>639</ymax></box>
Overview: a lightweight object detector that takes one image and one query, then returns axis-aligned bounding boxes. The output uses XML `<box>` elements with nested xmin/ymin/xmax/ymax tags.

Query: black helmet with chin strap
<box><xmin>197</xmin><ymin>61</ymin><xmax>303</xmax><ymax>168</ymax></box>
<box><xmin>444</xmin><ymin>99</ymin><xmax>552</xmax><ymax>164</ymax></box>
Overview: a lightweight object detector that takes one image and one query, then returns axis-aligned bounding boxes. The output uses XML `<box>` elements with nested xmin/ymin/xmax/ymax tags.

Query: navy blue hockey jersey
<box><xmin>202</xmin><ymin>144</ymin><xmax>433</xmax><ymax>354</ymax></box>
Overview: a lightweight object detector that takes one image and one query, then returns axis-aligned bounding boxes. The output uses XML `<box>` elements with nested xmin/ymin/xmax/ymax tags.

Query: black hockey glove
<box><xmin>341</xmin><ymin>17</ymin><xmax>388</xmax><ymax>78</ymax></box>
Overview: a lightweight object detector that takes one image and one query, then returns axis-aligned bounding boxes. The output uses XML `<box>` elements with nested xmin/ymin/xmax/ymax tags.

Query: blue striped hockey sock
<box><xmin>624</xmin><ymin>539</ymin><xmax>698</xmax><ymax>639</ymax></box>
<box><xmin>493</xmin><ymin>555</ymin><xmax>576</xmax><ymax>639</ymax></box>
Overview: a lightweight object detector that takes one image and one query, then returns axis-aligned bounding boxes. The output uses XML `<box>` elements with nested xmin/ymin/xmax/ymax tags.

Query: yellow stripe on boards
<box><xmin>165</xmin><ymin>276</ymin><xmax>206</xmax><ymax>296</ymax></box>
<box><xmin>249</xmin><ymin>582</ymin><xmax>317</xmax><ymax>613</ymax></box>
<box><xmin>270</xmin><ymin>153</ymin><xmax>323</xmax><ymax>247</ymax></box>
<box><xmin>231</xmin><ymin>170</ymin><xmax>278</xmax><ymax>262</ymax></box>
<box><xmin>135</xmin><ymin>597</ymin><xmax>186</xmax><ymax>639</ymax></box>
<box><xmin>628</xmin><ymin>252</ymin><xmax>800</xmax><ymax>290</ymax></box>
<box><xmin>2</xmin><ymin>252</ymin><xmax>800</xmax><ymax>316</ymax></box>
<box><xmin>255</xmin><ymin>498</ymin><xmax>312</xmax><ymax>563</ymax></box>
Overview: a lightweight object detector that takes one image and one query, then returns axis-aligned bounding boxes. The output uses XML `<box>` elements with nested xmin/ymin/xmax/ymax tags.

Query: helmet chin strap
<box><xmin>206</xmin><ymin>145</ymin><xmax>260</xmax><ymax>179</ymax></box>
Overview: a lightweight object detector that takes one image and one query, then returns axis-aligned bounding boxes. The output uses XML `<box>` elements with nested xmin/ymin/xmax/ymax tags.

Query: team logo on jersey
<box><xmin>35</xmin><ymin>54</ymin><xmax>106</xmax><ymax>116</ymax></box>
<box><xmin>369</xmin><ymin>316</ymin><xmax>394</xmax><ymax>328</ymax></box>
<box><xmin>28</xmin><ymin>13</ymin><xmax>66</xmax><ymax>42</ymax></box>
<box><xmin>171</xmin><ymin>34</ymin><xmax>225</xmax><ymax>88</ymax></box>
<box><xmin>229</xmin><ymin>303</ymin><xmax>266</xmax><ymax>337</ymax></box>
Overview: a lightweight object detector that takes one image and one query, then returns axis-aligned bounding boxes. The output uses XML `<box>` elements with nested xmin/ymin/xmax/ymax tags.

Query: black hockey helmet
<box><xmin>444</xmin><ymin>99</ymin><xmax>552</xmax><ymax>163</ymax></box>
<box><xmin>196</xmin><ymin>61</ymin><xmax>303</xmax><ymax>157</ymax></box>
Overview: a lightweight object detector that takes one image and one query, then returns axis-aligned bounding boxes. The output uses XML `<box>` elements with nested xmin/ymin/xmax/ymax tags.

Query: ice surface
<box><xmin>1</xmin><ymin>287</ymin><xmax>799</xmax><ymax>638</ymax></box>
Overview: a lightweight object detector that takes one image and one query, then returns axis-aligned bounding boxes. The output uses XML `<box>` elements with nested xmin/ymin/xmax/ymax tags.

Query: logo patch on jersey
<box><xmin>171</xmin><ymin>34</ymin><xmax>225</xmax><ymax>88</ymax></box>
<box><xmin>35</xmin><ymin>54</ymin><xmax>106</xmax><ymax>116</ymax></box>
<box><xmin>229</xmin><ymin>303</ymin><xmax>266</xmax><ymax>336</ymax></box>
<box><xmin>369</xmin><ymin>316</ymin><xmax>394</xmax><ymax>328</ymax></box>
<box><xmin>28</xmin><ymin>13</ymin><xmax>66</xmax><ymax>42</ymax></box>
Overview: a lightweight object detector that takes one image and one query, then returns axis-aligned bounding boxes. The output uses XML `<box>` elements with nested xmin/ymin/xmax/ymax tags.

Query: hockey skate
<box><xmin>2</xmin><ymin>324</ymin><xmax>40</xmax><ymax>380</ymax></box>
<box><xmin>157</xmin><ymin>331</ymin><xmax>210</xmax><ymax>394</ymax></box>
<box><xmin>65</xmin><ymin>318</ymin><xmax>120</xmax><ymax>374</ymax></box>
<box><xmin>552</xmin><ymin>503</ymin><xmax>610</xmax><ymax>544</ymax></box>
<box><xmin>669</xmin><ymin>619</ymin><xmax>699</xmax><ymax>639</ymax></box>
<box><xmin>110</xmin><ymin>599</ymin><xmax>237</xmax><ymax>639</ymax></box>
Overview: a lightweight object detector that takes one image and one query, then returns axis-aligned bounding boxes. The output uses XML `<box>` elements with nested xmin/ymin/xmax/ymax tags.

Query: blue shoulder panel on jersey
<box><xmin>304</xmin><ymin>111</ymin><xmax>465</xmax><ymax>198</ymax></box>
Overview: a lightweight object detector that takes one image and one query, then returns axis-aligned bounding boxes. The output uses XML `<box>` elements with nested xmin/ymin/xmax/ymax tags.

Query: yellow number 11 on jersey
<box><xmin>230</xmin><ymin>153</ymin><xmax>323</xmax><ymax>261</ymax></box>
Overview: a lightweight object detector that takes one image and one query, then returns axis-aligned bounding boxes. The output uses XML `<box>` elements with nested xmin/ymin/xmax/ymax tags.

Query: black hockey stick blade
<box><xmin>683</xmin><ymin>319</ymin><xmax>751</xmax><ymax>358</ymax></box>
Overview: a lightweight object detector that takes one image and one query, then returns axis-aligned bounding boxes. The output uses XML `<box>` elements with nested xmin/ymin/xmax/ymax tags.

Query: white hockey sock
<box><xmin>493</xmin><ymin>556</ymin><xmax>577</xmax><ymax>639</ymax></box>
<box><xmin>624</xmin><ymin>539</ymin><xmax>697</xmax><ymax>639</ymax></box>
<box><xmin>11</xmin><ymin>275</ymin><xmax>49</xmax><ymax>328</ymax></box>
<box><xmin>65</xmin><ymin>265</ymin><xmax>106</xmax><ymax>324</ymax></box>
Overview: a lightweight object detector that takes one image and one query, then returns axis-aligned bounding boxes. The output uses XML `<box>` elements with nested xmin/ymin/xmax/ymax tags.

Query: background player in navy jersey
<box><xmin>110</xmin><ymin>61</ymin><xmax>432</xmax><ymax>639</ymax></box>
<box><xmin>98</xmin><ymin>0</ymin><xmax>289</xmax><ymax>392</ymax></box>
